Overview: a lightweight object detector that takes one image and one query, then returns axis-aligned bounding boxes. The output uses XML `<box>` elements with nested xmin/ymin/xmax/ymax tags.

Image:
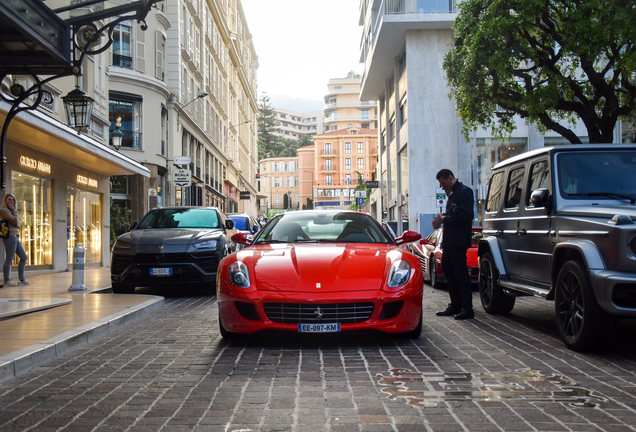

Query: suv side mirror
<box><xmin>252</xmin><ymin>225</ymin><xmax>259</xmax><ymax>234</ymax></box>
<box><xmin>531</xmin><ymin>188</ymin><xmax>551</xmax><ymax>212</ymax></box>
<box><xmin>128</xmin><ymin>221</ymin><xmax>138</xmax><ymax>231</ymax></box>
<box><xmin>225</xmin><ymin>219</ymin><xmax>235</xmax><ymax>230</ymax></box>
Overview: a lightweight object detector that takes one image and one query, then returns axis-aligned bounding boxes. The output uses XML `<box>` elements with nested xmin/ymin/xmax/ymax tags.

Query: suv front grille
<box><xmin>111</xmin><ymin>252</ymin><xmax>219</xmax><ymax>274</ymax></box>
<box><xmin>264</xmin><ymin>302</ymin><xmax>374</xmax><ymax>324</ymax></box>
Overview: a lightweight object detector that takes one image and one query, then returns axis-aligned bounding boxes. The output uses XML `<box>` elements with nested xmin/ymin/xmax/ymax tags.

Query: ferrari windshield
<box><xmin>253</xmin><ymin>211</ymin><xmax>392</xmax><ymax>244</ymax></box>
<box><xmin>558</xmin><ymin>151</ymin><xmax>636</xmax><ymax>202</ymax></box>
<box><xmin>137</xmin><ymin>208</ymin><xmax>220</xmax><ymax>229</ymax></box>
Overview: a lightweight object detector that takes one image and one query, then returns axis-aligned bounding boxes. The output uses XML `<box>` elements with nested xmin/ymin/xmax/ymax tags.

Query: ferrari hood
<box><xmin>250</xmin><ymin>244</ymin><xmax>390</xmax><ymax>292</ymax></box>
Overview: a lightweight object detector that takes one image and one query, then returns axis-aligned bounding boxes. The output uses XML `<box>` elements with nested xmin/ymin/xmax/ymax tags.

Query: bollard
<box><xmin>69</xmin><ymin>243</ymin><xmax>87</xmax><ymax>291</ymax></box>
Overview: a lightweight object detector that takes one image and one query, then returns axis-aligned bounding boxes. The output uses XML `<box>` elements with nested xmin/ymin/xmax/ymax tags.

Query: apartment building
<box><xmin>324</xmin><ymin>72</ymin><xmax>377</xmax><ymax>132</ymax></box>
<box><xmin>0</xmin><ymin>2</ymin><xmax>151</xmax><ymax>271</ymax></box>
<box><xmin>273</xmin><ymin>108</ymin><xmax>324</xmax><ymax>140</ymax></box>
<box><xmin>107</xmin><ymin>0</ymin><xmax>259</xmax><ymax>220</ymax></box>
<box><xmin>259</xmin><ymin>157</ymin><xmax>301</xmax><ymax>217</ymax></box>
<box><xmin>306</xmin><ymin>127</ymin><xmax>378</xmax><ymax>209</ymax></box>
<box><xmin>358</xmin><ymin>0</ymin><xmax>590</xmax><ymax>235</ymax></box>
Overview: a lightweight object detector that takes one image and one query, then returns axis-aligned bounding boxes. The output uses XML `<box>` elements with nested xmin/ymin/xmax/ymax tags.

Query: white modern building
<box><xmin>272</xmin><ymin>107</ymin><xmax>324</xmax><ymax>140</ymax></box>
<box><xmin>324</xmin><ymin>72</ymin><xmax>377</xmax><ymax>132</ymax></box>
<box><xmin>359</xmin><ymin>0</ymin><xmax>591</xmax><ymax>235</ymax></box>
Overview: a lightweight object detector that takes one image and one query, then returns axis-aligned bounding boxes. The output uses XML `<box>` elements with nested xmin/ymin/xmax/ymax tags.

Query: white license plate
<box><xmin>150</xmin><ymin>268</ymin><xmax>172</xmax><ymax>276</ymax></box>
<box><xmin>298</xmin><ymin>323</ymin><xmax>341</xmax><ymax>333</ymax></box>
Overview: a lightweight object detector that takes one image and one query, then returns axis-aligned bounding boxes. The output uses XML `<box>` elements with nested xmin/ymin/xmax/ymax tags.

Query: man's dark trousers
<box><xmin>441</xmin><ymin>246</ymin><xmax>472</xmax><ymax>311</ymax></box>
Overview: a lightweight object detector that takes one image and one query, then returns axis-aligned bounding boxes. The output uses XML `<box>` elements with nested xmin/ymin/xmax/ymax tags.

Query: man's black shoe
<box><xmin>454</xmin><ymin>309</ymin><xmax>475</xmax><ymax>320</ymax></box>
<box><xmin>436</xmin><ymin>305</ymin><xmax>460</xmax><ymax>316</ymax></box>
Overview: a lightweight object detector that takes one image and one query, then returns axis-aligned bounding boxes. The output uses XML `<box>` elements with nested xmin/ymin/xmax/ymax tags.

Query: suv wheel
<box><xmin>479</xmin><ymin>252</ymin><xmax>515</xmax><ymax>314</ymax></box>
<box><xmin>555</xmin><ymin>260</ymin><xmax>612</xmax><ymax>351</ymax></box>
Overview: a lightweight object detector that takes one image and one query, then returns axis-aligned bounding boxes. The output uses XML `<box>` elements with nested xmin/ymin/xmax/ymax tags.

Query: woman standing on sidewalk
<box><xmin>1</xmin><ymin>193</ymin><xmax>29</xmax><ymax>287</ymax></box>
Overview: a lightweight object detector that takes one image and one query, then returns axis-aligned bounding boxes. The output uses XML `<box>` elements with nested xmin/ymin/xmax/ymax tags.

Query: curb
<box><xmin>0</xmin><ymin>296</ymin><xmax>165</xmax><ymax>384</ymax></box>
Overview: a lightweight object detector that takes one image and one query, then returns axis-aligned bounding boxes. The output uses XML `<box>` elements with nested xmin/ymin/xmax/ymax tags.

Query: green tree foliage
<box><xmin>257</xmin><ymin>94</ymin><xmax>283</xmax><ymax>159</ymax></box>
<box><xmin>348</xmin><ymin>171</ymin><xmax>372</xmax><ymax>210</ymax></box>
<box><xmin>443</xmin><ymin>0</ymin><xmax>636</xmax><ymax>144</ymax></box>
<box><xmin>110</xmin><ymin>198</ymin><xmax>131</xmax><ymax>242</ymax></box>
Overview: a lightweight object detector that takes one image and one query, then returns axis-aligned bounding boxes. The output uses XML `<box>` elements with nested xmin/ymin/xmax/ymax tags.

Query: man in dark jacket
<box><xmin>434</xmin><ymin>169</ymin><xmax>475</xmax><ymax>320</ymax></box>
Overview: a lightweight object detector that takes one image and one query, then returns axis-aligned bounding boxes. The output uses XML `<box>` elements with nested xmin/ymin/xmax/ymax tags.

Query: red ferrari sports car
<box><xmin>217</xmin><ymin>210</ymin><xmax>423</xmax><ymax>338</ymax></box>
<box><xmin>408</xmin><ymin>227</ymin><xmax>483</xmax><ymax>288</ymax></box>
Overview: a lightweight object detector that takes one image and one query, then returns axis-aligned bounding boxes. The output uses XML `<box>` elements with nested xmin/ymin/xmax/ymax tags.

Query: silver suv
<box><xmin>479</xmin><ymin>144</ymin><xmax>636</xmax><ymax>351</ymax></box>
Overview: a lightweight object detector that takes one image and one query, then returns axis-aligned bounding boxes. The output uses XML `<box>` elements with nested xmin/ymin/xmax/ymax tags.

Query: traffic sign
<box><xmin>174</xmin><ymin>156</ymin><xmax>191</xmax><ymax>165</ymax></box>
<box><xmin>357</xmin><ymin>197</ymin><xmax>365</xmax><ymax>206</ymax></box>
<box><xmin>173</xmin><ymin>168</ymin><xmax>191</xmax><ymax>187</ymax></box>
<box><xmin>436</xmin><ymin>188</ymin><xmax>447</xmax><ymax>207</ymax></box>
<box><xmin>355</xmin><ymin>190</ymin><xmax>367</xmax><ymax>198</ymax></box>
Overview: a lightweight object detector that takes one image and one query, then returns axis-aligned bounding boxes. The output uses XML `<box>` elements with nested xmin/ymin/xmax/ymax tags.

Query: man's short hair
<box><xmin>436</xmin><ymin>169</ymin><xmax>455</xmax><ymax>180</ymax></box>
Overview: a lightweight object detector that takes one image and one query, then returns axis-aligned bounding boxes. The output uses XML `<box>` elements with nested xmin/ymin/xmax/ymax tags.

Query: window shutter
<box><xmin>155</xmin><ymin>31</ymin><xmax>163</xmax><ymax>80</ymax></box>
<box><xmin>136</xmin><ymin>24</ymin><xmax>146</xmax><ymax>73</ymax></box>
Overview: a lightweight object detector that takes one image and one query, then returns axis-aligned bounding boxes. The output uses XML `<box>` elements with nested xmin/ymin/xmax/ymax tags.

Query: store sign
<box><xmin>19</xmin><ymin>155</ymin><xmax>51</xmax><ymax>174</ymax></box>
<box><xmin>239</xmin><ymin>191</ymin><xmax>250</xmax><ymax>200</ymax></box>
<box><xmin>173</xmin><ymin>168</ymin><xmax>191</xmax><ymax>187</ymax></box>
<box><xmin>77</xmin><ymin>175</ymin><xmax>98</xmax><ymax>188</ymax></box>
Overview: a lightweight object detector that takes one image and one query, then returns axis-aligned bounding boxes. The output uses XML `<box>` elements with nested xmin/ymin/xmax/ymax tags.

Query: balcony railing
<box><xmin>385</xmin><ymin>0</ymin><xmax>456</xmax><ymax>14</ymax></box>
<box><xmin>111</xmin><ymin>130</ymin><xmax>141</xmax><ymax>150</ymax></box>
<box><xmin>112</xmin><ymin>54</ymin><xmax>132</xmax><ymax>69</ymax></box>
<box><xmin>320</xmin><ymin>149</ymin><xmax>338</xmax><ymax>156</ymax></box>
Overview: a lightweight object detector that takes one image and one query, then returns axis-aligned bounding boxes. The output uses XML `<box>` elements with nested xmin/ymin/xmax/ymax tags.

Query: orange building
<box><xmin>298</xmin><ymin>127</ymin><xmax>377</xmax><ymax>209</ymax></box>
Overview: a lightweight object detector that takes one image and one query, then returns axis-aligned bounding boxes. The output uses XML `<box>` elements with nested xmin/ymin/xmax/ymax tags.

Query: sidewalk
<box><xmin>0</xmin><ymin>267</ymin><xmax>164</xmax><ymax>383</ymax></box>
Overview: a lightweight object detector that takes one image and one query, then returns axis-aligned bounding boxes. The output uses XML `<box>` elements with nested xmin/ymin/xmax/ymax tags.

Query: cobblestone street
<box><xmin>2</xmin><ymin>285</ymin><xmax>636</xmax><ymax>432</ymax></box>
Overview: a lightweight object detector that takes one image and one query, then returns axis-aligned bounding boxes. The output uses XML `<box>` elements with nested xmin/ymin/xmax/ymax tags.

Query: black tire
<box><xmin>406</xmin><ymin>310</ymin><xmax>423</xmax><ymax>339</ymax></box>
<box><xmin>554</xmin><ymin>260</ymin><xmax>612</xmax><ymax>351</ymax></box>
<box><xmin>479</xmin><ymin>252</ymin><xmax>515</xmax><ymax>314</ymax></box>
<box><xmin>430</xmin><ymin>256</ymin><xmax>444</xmax><ymax>288</ymax></box>
<box><xmin>111</xmin><ymin>282</ymin><xmax>135</xmax><ymax>294</ymax></box>
<box><xmin>219</xmin><ymin>316</ymin><xmax>235</xmax><ymax>339</ymax></box>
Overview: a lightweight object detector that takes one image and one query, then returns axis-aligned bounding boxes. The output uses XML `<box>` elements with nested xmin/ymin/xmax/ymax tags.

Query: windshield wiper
<box><xmin>569</xmin><ymin>192</ymin><xmax>636</xmax><ymax>204</ymax></box>
<box><xmin>254</xmin><ymin>239</ymin><xmax>287</xmax><ymax>244</ymax></box>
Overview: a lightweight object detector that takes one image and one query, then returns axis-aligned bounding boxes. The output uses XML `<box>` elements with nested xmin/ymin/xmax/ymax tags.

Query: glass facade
<box><xmin>67</xmin><ymin>187</ymin><xmax>102</xmax><ymax>264</ymax></box>
<box><xmin>10</xmin><ymin>172</ymin><xmax>52</xmax><ymax>266</ymax></box>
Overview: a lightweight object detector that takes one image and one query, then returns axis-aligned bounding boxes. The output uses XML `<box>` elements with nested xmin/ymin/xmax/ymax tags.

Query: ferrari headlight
<box><xmin>113</xmin><ymin>240</ymin><xmax>134</xmax><ymax>251</ymax></box>
<box><xmin>387</xmin><ymin>260</ymin><xmax>411</xmax><ymax>287</ymax></box>
<box><xmin>229</xmin><ymin>261</ymin><xmax>251</xmax><ymax>288</ymax></box>
<box><xmin>193</xmin><ymin>239</ymin><xmax>218</xmax><ymax>249</ymax></box>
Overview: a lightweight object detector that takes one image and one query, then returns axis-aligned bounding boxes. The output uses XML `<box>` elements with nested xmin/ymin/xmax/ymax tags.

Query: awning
<box><xmin>1</xmin><ymin>100</ymin><xmax>150</xmax><ymax>178</ymax></box>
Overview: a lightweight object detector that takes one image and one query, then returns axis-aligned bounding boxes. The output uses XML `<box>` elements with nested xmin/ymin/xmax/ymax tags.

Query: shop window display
<box><xmin>10</xmin><ymin>172</ymin><xmax>52</xmax><ymax>266</ymax></box>
<box><xmin>67</xmin><ymin>187</ymin><xmax>102</xmax><ymax>264</ymax></box>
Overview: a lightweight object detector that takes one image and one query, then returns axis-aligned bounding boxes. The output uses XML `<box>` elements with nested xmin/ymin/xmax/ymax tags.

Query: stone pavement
<box><xmin>0</xmin><ymin>268</ymin><xmax>164</xmax><ymax>383</ymax></box>
<box><xmin>1</xmin><ymin>284</ymin><xmax>636</xmax><ymax>432</ymax></box>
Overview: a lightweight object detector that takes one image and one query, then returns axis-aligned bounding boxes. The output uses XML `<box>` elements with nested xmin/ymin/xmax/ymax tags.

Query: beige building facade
<box><xmin>324</xmin><ymin>73</ymin><xmax>377</xmax><ymax>132</ymax></box>
<box><xmin>273</xmin><ymin>108</ymin><xmax>324</xmax><ymax>140</ymax></box>
<box><xmin>259</xmin><ymin>156</ymin><xmax>301</xmax><ymax>217</ymax></box>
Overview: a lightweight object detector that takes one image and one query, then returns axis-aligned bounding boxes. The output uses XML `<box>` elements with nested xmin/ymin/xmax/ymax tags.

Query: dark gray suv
<box><xmin>479</xmin><ymin>144</ymin><xmax>636</xmax><ymax>351</ymax></box>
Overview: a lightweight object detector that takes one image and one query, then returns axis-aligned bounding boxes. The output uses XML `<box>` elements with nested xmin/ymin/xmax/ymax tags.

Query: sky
<box><xmin>241</xmin><ymin>0</ymin><xmax>364</xmax><ymax>113</ymax></box>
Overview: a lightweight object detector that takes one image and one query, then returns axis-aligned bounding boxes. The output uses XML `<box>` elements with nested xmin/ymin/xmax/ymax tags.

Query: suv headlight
<box><xmin>113</xmin><ymin>240</ymin><xmax>134</xmax><ymax>251</ymax></box>
<box><xmin>229</xmin><ymin>261</ymin><xmax>251</xmax><ymax>288</ymax></box>
<box><xmin>193</xmin><ymin>239</ymin><xmax>218</xmax><ymax>249</ymax></box>
<box><xmin>629</xmin><ymin>234</ymin><xmax>636</xmax><ymax>257</ymax></box>
<box><xmin>387</xmin><ymin>260</ymin><xmax>411</xmax><ymax>287</ymax></box>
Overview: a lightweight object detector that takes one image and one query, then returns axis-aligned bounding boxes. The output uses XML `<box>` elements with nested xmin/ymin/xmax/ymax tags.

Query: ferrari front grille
<box><xmin>263</xmin><ymin>302</ymin><xmax>374</xmax><ymax>324</ymax></box>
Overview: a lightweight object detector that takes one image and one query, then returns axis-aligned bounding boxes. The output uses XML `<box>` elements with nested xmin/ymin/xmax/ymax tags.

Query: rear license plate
<box><xmin>298</xmin><ymin>323</ymin><xmax>341</xmax><ymax>333</ymax></box>
<box><xmin>150</xmin><ymin>268</ymin><xmax>172</xmax><ymax>276</ymax></box>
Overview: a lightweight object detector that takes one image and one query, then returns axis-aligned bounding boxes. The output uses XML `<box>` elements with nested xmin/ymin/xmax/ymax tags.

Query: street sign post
<box><xmin>436</xmin><ymin>188</ymin><xmax>447</xmax><ymax>208</ymax></box>
<box><xmin>173</xmin><ymin>168</ymin><xmax>191</xmax><ymax>187</ymax></box>
<box><xmin>174</xmin><ymin>156</ymin><xmax>191</xmax><ymax>166</ymax></box>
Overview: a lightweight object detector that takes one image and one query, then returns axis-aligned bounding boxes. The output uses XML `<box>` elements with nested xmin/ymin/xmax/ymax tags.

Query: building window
<box><xmin>357</xmin><ymin>158</ymin><xmax>364</xmax><ymax>170</ymax></box>
<box><xmin>326</xmin><ymin>174</ymin><xmax>332</xmax><ymax>185</ymax></box>
<box><xmin>357</xmin><ymin>142</ymin><xmax>364</xmax><ymax>154</ymax></box>
<box><xmin>112</xmin><ymin>22</ymin><xmax>132</xmax><ymax>69</ymax></box>
<box><xmin>345</xmin><ymin>142</ymin><xmax>351</xmax><ymax>154</ymax></box>
<box><xmin>345</xmin><ymin>158</ymin><xmax>351</xmax><ymax>170</ymax></box>
<box><xmin>361</xmin><ymin>110</ymin><xmax>369</xmax><ymax>120</ymax></box>
<box><xmin>344</xmin><ymin>174</ymin><xmax>352</xmax><ymax>185</ymax></box>
<box><xmin>109</xmin><ymin>93</ymin><xmax>142</xmax><ymax>150</ymax></box>
<box><xmin>274</xmin><ymin>177</ymin><xmax>281</xmax><ymax>188</ymax></box>
<box><xmin>325</xmin><ymin>143</ymin><xmax>332</xmax><ymax>155</ymax></box>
